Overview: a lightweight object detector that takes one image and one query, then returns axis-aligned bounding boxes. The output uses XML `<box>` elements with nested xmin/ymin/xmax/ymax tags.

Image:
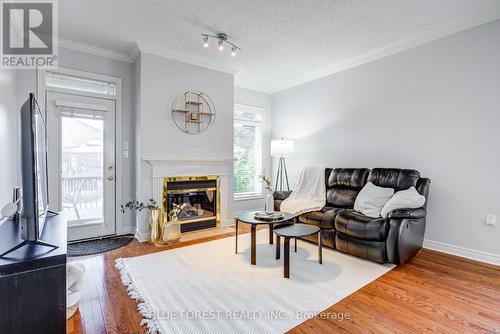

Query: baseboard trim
<box><xmin>135</xmin><ymin>229</ymin><xmax>150</xmax><ymax>243</ymax></box>
<box><xmin>423</xmin><ymin>239</ymin><xmax>500</xmax><ymax>266</ymax></box>
<box><xmin>116</xmin><ymin>226</ymin><xmax>136</xmax><ymax>236</ymax></box>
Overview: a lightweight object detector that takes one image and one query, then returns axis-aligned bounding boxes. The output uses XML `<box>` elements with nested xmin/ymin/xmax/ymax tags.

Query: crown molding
<box><xmin>136</xmin><ymin>41</ymin><xmax>239</xmax><ymax>74</ymax></box>
<box><xmin>234</xmin><ymin>85</ymin><xmax>271</xmax><ymax>95</ymax></box>
<box><xmin>130</xmin><ymin>43</ymin><xmax>141</xmax><ymax>63</ymax></box>
<box><xmin>268</xmin><ymin>12</ymin><xmax>500</xmax><ymax>94</ymax></box>
<box><xmin>58</xmin><ymin>38</ymin><xmax>134</xmax><ymax>63</ymax></box>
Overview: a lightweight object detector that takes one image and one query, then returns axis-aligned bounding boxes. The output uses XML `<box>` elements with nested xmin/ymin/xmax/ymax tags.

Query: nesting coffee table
<box><xmin>274</xmin><ymin>223</ymin><xmax>322</xmax><ymax>278</ymax></box>
<box><xmin>235</xmin><ymin>211</ymin><xmax>296</xmax><ymax>265</ymax></box>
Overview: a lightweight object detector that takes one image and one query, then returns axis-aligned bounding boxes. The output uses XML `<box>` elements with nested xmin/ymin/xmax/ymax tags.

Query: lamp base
<box><xmin>274</xmin><ymin>156</ymin><xmax>290</xmax><ymax>192</ymax></box>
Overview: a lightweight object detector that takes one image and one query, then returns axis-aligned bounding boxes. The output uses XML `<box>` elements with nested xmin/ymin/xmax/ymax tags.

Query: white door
<box><xmin>46</xmin><ymin>91</ymin><xmax>116</xmax><ymax>241</ymax></box>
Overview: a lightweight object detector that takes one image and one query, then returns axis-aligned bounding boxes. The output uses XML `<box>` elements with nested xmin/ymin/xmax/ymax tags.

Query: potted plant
<box><xmin>259</xmin><ymin>170</ymin><xmax>274</xmax><ymax>214</ymax></box>
<box><xmin>121</xmin><ymin>199</ymin><xmax>160</xmax><ymax>244</ymax></box>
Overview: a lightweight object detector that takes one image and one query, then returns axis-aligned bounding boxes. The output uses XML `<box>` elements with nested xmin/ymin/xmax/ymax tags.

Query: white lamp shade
<box><xmin>271</xmin><ymin>139</ymin><xmax>294</xmax><ymax>156</ymax></box>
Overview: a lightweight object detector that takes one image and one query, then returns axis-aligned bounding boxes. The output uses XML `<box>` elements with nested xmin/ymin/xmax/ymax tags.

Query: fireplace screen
<box><xmin>167</xmin><ymin>190</ymin><xmax>216</xmax><ymax>220</ymax></box>
<box><xmin>163</xmin><ymin>176</ymin><xmax>219</xmax><ymax>232</ymax></box>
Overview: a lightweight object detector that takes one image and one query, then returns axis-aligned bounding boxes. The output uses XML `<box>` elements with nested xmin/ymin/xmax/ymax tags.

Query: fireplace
<box><xmin>163</xmin><ymin>176</ymin><xmax>220</xmax><ymax>233</ymax></box>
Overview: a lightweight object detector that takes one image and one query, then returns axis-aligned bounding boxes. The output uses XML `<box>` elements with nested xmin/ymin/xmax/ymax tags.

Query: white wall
<box><xmin>271</xmin><ymin>20</ymin><xmax>500</xmax><ymax>257</ymax></box>
<box><xmin>4</xmin><ymin>47</ymin><xmax>137</xmax><ymax>234</ymax></box>
<box><xmin>234</xmin><ymin>87</ymin><xmax>272</xmax><ymax>213</ymax></box>
<box><xmin>136</xmin><ymin>52</ymin><xmax>234</xmax><ymax>236</ymax></box>
<box><xmin>139</xmin><ymin>53</ymin><xmax>234</xmax><ymax>159</ymax></box>
<box><xmin>0</xmin><ymin>70</ymin><xmax>19</xmax><ymax>207</ymax></box>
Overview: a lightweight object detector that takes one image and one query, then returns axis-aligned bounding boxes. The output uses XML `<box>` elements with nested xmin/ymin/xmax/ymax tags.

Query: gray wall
<box><xmin>2</xmin><ymin>47</ymin><xmax>136</xmax><ymax>233</ymax></box>
<box><xmin>234</xmin><ymin>87</ymin><xmax>272</xmax><ymax>213</ymax></box>
<box><xmin>138</xmin><ymin>52</ymin><xmax>234</xmax><ymax>159</ymax></box>
<box><xmin>0</xmin><ymin>70</ymin><xmax>19</xmax><ymax>208</ymax></box>
<box><xmin>0</xmin><ymin>70</ymin><xmax>41</xmax><ymax>212</ymax></box>
<box><xmin>135</xmin><ymin>52</ymin><xmax>235</xmax><ymax>235</ymax></box>
<box><xmin>271</xmin><ymin>20</ymin><xmax>500</xmax><ymax>256</ymax></box>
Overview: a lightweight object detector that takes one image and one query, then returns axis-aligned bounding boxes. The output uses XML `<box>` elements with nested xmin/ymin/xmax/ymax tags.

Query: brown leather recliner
<box><xmin>274</xmin><ymin>168</ymin><xmax>431</xmax><ymax>265</ymax></box>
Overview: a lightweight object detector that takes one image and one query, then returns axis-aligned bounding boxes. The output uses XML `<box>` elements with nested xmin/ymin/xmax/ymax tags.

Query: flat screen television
<box><xmin>20</xmin><ymin>93</ymin><xmax>50</xmax><ymax>241</ymax></box>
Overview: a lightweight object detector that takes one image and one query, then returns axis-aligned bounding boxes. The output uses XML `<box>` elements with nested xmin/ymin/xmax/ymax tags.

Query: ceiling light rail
<box><xmin>201</xmin><ymin>33</ymin><xmax>241</xmax><ymax>56</ymax></box>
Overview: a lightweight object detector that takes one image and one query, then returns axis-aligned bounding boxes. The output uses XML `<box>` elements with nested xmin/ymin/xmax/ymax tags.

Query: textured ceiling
<box><xmin>58</xmin><ymin>0</ymin><xmax>500</xmax><ymax>92</ymax></box>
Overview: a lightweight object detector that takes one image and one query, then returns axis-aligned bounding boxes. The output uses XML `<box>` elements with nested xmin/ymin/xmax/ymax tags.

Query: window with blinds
<box><xmin>45</xmin><ymin>71</ymin><xmax>116</xmax><ymax>96</ymax></box>
<box><xmin>234</xmin><ymin>104</ymin><xmax>263</xmax><ymax>199</ymax></box>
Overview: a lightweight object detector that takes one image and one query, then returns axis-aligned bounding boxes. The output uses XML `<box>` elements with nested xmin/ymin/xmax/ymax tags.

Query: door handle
<box><xmin>107</xmin><ymin>176</ymin><xmax>114</xmax><ymax>181</ymax></box>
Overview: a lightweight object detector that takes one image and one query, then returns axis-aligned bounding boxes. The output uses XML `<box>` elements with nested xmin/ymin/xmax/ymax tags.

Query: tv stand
<box><xmin>47</xmin><ymin>210</ymin><xmax>59</xmax><ymax>216</ymax></box>
<box><xmin>0</xmin><ymin>213</ymin><xmax>67</xmax><ymax>333</ymax></box>
<box><xmin>0</xmin><ymin>239</ymin><xmax>58</xmax><ymax>258</ymax></box>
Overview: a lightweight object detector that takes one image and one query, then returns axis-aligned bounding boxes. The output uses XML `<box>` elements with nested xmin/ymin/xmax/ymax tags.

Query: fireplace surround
<box><xmin>163</xmin><ymin>176</ymin><xmax>220</xmax><ymax>233</ymax></box>
<box><xmin>138</xmin><ymin>157</ymin><xmax>233</xmax><ymax>242</ymax></box>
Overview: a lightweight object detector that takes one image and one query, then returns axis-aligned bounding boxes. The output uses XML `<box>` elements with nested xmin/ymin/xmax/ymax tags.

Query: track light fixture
<box><xmin>201</xmin><ymin>32</ymin><xmax>240</xmax><ymax>56</ymax></box>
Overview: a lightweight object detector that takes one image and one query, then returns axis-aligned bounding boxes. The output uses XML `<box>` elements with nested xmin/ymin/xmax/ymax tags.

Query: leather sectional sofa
<box><xmin>274</xmin><ymin>168</ymin><xmax>430</xmax><ymax>265</ymax></box>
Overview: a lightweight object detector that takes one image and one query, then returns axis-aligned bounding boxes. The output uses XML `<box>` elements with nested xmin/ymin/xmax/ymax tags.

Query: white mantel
<box><xmin>136</xmin><ymin>157</ymin><xmax>234</xmax><ymax>241</ymax></box>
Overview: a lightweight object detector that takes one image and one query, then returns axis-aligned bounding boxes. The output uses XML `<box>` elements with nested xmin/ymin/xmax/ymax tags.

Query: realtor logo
<box><xmin>1</xmin><ymin>0</ymin><xmax>58</xmax><ymax>69</ymax></box>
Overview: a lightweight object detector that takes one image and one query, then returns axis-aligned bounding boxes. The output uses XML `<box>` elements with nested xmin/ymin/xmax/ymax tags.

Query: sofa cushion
<box><xmin>326</xmin><ymin>168</ymin><xmax>370</xmax><ymax>207</ymax></box>
<box><xmin>368</xmin><ymin>168</ymin><xmax>419</xmax><ymax>192</ymax></box>
<box><xmin>354</xmin><ymin>182</ymin><xmax>394</xmax><ymax>217</ymax></box>
<box><xmin>380</xmin><ymin>186</ymin><xmax>425</xmax><ymax>218</ymax></box>
<box><xmin>299</xmin><ymin>207</ymin><xmax>344</xmax><ymax>229</ymax></box>
<box><xmin>335</xmin><ymin>210</ymin><xmax>388</xmax><ymax>241</ymax></box>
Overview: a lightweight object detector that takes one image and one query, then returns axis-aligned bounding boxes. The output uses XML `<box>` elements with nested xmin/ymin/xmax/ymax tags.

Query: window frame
<box><xmin>233</xmin><ymin>103</ymin><xmax>264</xmax><ymax>201</ymax></box>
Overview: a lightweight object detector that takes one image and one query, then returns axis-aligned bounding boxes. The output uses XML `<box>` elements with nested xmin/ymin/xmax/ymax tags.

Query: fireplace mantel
<box><xmin>142</xmin><ymin>157</ymin><xmax>233</xmax><ymax>162</ymax></box>
<box><xmin>142</xmin><ymin>157</ymin><xmax>232</xmax><ymax>177</ymax></box>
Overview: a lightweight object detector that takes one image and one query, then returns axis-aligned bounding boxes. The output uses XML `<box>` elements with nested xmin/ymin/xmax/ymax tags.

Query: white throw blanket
<box><xmin>280</xmin><ymin>166</ymin><xmax>326</xmax><ymax>215</ymax></box>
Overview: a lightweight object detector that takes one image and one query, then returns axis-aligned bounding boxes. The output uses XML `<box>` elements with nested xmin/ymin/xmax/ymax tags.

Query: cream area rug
<box><xmin>116</xmin><ymin>230</ymin><xmax>394</xmax><ymax>334</ymax></box>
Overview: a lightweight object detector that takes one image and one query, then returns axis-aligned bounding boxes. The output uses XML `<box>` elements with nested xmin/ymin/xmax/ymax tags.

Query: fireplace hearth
<box><xmin>163</xmin><ymin>176</ymin><xmax>220</xmax><ymax>233</ymax></box>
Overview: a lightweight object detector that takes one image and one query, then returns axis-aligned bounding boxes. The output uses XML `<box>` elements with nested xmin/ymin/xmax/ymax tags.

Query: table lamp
<box><xmin>270</xmin><ymin>138</ymin><xmax>294</xmax><ymax>192</ymax></box>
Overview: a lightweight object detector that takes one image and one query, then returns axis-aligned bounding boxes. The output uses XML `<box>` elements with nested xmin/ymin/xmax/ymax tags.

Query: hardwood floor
<box><xmin>67</xmin><ymin>225</ymin><xmax>500</xmax><ymax>334</ymax></box>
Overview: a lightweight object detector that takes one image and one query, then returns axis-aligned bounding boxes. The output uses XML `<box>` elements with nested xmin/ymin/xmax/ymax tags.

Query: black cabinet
<box><xmin>0</xmin><ymin>214</ymin><xmax>67</xmax><ymax>334</ymax></box>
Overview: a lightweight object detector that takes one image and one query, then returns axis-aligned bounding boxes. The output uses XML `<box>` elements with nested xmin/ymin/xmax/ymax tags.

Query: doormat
<box><xmin>68</xmin><ymin>235</ymin><xmax>134</xmax><ymax>257</ymax></box>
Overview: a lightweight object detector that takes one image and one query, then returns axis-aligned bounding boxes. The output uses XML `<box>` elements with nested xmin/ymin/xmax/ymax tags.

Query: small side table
<box><xmin>235</xmin><ymin>211</ymin><xmax>296</xmax><ymax>265</ymax></box>
<box><xmin>274</xmin><ymin>223</ymin><xmax>322</xmax><ymax>278</ymax></box>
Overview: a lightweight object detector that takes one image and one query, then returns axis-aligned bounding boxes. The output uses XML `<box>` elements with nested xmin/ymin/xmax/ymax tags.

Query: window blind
<box><xmin>234</xmin><ymin>104</ymin><xmax>263</xmax><ymax>197</ymax></box>
<box><xmin>46</xmin><ymin>71</ymin><xmax>116</xmax><ymax>96</ymax></box>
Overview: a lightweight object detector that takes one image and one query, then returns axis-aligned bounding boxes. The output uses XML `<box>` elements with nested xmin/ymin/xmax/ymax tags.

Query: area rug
<box><xmin>68</xmin><ymin>234</ymin><xmax>134</xmax><ymax>257</ymax></box>
<box><xmin>116</xmin><ymin>230</ymin><xmax>394</xmax><ymax>334</ymax></box>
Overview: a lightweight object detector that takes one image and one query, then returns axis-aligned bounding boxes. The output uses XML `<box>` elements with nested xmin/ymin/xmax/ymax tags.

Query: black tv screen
<box><xmin>20</xmin><ymin>93</ymin><xmax>49</xmax><ymax>241</ymax></box>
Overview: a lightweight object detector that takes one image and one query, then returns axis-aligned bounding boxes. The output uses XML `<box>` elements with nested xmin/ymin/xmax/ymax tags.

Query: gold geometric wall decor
<box><xmin>171</xmin><ymin>90</ymin><xmax>216</xmax><ymax>134</ymax></box>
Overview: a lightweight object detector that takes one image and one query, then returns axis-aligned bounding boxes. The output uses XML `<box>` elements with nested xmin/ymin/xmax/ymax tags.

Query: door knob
<box><xmin>107</xmin><ymin>176</ymin><xmax>114</xmax><ymax>181</ymax></box>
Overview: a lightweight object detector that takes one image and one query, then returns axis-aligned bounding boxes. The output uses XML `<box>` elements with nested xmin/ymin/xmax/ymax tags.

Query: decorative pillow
<box><xmin>354</xmin><ymin>182</ymin><xmax>394</xmax><ymax>217</ymax></box>
<box><xmin>381</xmin><ymin>186</ymin><xmax>426</xmax><ymax>218</ymax></box>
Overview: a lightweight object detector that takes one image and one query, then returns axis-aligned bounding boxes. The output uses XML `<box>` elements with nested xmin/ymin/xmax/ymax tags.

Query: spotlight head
<box><xmin>218</xmin><ymin>39</ymin><xmax>224</xmax><ymax>51</ymax></box>
<box><xmin>203</xmin><ymin>35</ymin><xmax>209</xmax><ymax>47</ymax></box>
<box><xmin>231</xmin><ymin>46</ymin><xmax>237</xmax><ymax>56</ymax></box>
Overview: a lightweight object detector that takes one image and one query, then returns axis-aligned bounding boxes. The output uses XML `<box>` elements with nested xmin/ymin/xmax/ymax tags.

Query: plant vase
<box><xmin>265</xmin><ymin>191</ymin><xmax>274</xmax><ymax>214</ymax></box>
<box><xmin>162</xmin><ymin>217</ymin><xmax>181</xmax><ymax>245</ymax></box>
